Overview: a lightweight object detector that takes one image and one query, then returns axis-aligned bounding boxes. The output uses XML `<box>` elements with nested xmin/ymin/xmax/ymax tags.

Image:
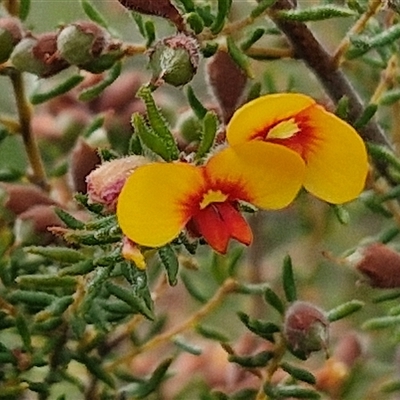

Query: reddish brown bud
<box><xmin>350</xmin><ymin>243</ymin><xmax>400</xmax><ymax>288</ymax></box>
<box><xmin>284</xmin><ymin>301</ymin><xmax>329</xmax><ymax>359</ymax></box>
<box><xmin>86</xmin><ymin>155</ymin><xmax>150</xmax><ymax>212</ymax></box>
<box><xmin>0</xmin><ymin>17</ymin><xmax>23</xmax><ymax>63</ymax></box>
<box><xmin>0</xmin><ymin>183</ymin><xmax>56</xmax><ymax>215</ymax></box>
<box><xmin>11</xmin><ymin>32</ymin><xmax>69</xmax><ymax>77</ymax></box>
<box><xmin>14</xmin><ymin>204</ymin><xmax>64</xmax><ymax>245</ymax></box>
<box><xmin>118</xmin><ymin>0</ymin><xmax>185</xmax><ymax>31</ymax></box>
<box><xmin>207</xmin><ymin>50</ymin><xmax>248</xmax><ymax>123</ymax></box>
<box><xmin>57</xmin><ymin>21</ymin><xmax>122</xmax><ymax>73</ymax></box>
<box><xmin>70</xmin><ymin>139</ymin><xmax>101</xmax><ymax>194</ymax></box>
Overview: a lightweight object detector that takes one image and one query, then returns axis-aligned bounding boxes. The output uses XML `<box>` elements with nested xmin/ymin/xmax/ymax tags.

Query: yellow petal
<box><xmin>117</xmin><ymin>162</ymin><xmax>205</xmax><ymax>247</ymax></box>
<box><xmin>302</xmin><ymin>104</ymin><xmax>369</xmax><ymax>203</ymax></box>
<box><xmin>227</xmin><ymin>93</ymin><xmax>315</xmax><ymax>145</ymax></box>
<box><xmin>205</xmin><ymin>142</ymin><xmax>305</xmax><ymax>209</ymax></box>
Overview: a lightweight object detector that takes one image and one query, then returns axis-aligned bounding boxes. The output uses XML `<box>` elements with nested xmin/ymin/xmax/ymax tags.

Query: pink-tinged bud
<box><xmin>0</xmin><ymin>183</ymin><xmax>56</xmax><ymax>215</ymax></box>
<box><xmin>57</xmin><ymin>21</ymin><xmax>123</xmax><ymax>73</ymax></box>
<box><xmin>207</xmin><ymin>50</ymin><xmax>248</xmax><ymax>123</ymax></box>
<box><xmin>349</xmin><ymin>243</ymin><xmax>400</xmax><ymax>288</ymax></box>
<box><xmin>11</xmin><ymin>32</ymin><xmax>69</xmax><ymax>77</ymax></box>
<box><xmin>14</xmin><ymin>204</ymin><xmax>64</xmax><ymax>245</ymax></box>
<box><xmin>284</xmin><ymin>301</ymin><xmax>329</xmax><ymax>359</ymax></box>
<box><xmin>118</xmin><ymin>0</ymin><xmax>185</xmax><ymax>31</ymax></box>
<box><xmin>149</xmin><ymin>34</ymin><xmax>200</xmax><ymax>87</ymax></box>
<box><xmin>122</xmin><ymin>236</ymin><xmax>146</xmax><ymax>269</ymax></box>
<box><xmin>86</xmin><ymin>155</ymin><xmax>150</xmax><ymax>212</ymax></box>
<box><xmin>0</xmin><ymin>17</ymin><xmax>23</xmax><ymax>63</ymax></box>
<box><xmin>69</xmin><ymin>139</ymin><xmax>102</xmax><ymax>194</ymax></box>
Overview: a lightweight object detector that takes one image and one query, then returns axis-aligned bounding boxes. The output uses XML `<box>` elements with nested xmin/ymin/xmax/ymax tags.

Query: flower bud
<box><xmin>70</xmin><ymin>139</ymin><xmax>102</xmax><ymax>194</ymax></box>
<box><xmin>11</xmin><ymin>32</ymin><xmax>69</xmax><ymax>77</ymax></box>
<box><xmin>149</xmin><ymin>34</ymin><xmax>200</xmax><ymax>87</ymax></box>
<box><xmin>0</xmin><ymin>182</ymin><xmax>56</xmax><ymax>216</ymax></box>
<box><xmin>57</xmin><ymin>21</ymin><xmax>123</xmax><ymax>73</ymax></box>
<box><xmin>0</xmin><ymin>17</ymin><xmax>23</xmax><ymax>63</ymax></box>
<box><xmin>118</xmin><ymin>0</ymin><xmax>185</xmax><ymax>31</ymax></box>
<box><xmin>284</xmin><ymin>301</ymin><xmax>329</xmax><ymax>359</ymax></box>
<box><xmin>86</xmin><ymin>155</ymin><xmax>150</xmax><ymax>212</ymax></box>
<box><xmin>14</xmin><ymin>204</ymin><xmax>64</xmax><ymax>245</ymax></box>
<box><xmin>122</xmin><ymin>236</ymin><xmax>146</xmax><ymax>269</ymax></box>
<box><xmin>349</xmin><ymin>242</ymin><xmax>400</xmax><ymax>288</ymax></box>
<box><xmin>207</xmin><ymin>50</ymin><xmax>248</xmax><ymax>123</ymax></box>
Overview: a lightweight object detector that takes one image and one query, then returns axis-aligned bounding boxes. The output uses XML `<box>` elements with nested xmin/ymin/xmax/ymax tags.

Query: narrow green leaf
<box><xmin>264</xmin><ymin>383</ymin><xmax>321</xmax><ymax>399</ymax></box>
<box><xmin>79</xmin><ymin>61</ymin><xmax>122</xmax><ymax>102</ymax></box>
<box><xmin>19</xmin><ymin>0</ymin><xmax>31</xmax><ymax>20</ymax></box>
<box><xmin>373</xmin><ymin>289</ymin><xmax>400</xmax><ymax>303</ymax></box>
<box><xmin>353</xmin><ymin>103</ymin><xmax>378</xmax><ymax>129</ymax></box>
<box><xmin>136</xmin><ymin>86</ymin><xmax>179</xmax><ymax>160</ymax></box>
<box><xmin>30</xmin><ymin>75</ymin><xmax>84</xmax><ymax>105</ymax></box>
<box><xmin>180</xmin><ymin>272</ymin><xmax>209</xmax><ymax>303</ymax></box>
<box><xmin>335</xmin><ymin>96</ymin><xmax>349</xmax><ymax>119</ymax></box>
<box><xmin>327</xmin><ymin>300</ymin><xmax>364</xmax><ymax>322</ymax></box>
<box><xmin>173</xmin><ymin>336</ymin><xmax>202</xmax><ymax>355</ymax></box>
<box><xmin>187</xmin><ymin>85</ymin><xmax>208</xmax><ymax>119</ymax></box>
<box><xmin>226</xmin><ymin>36</ymin><xmax>254</xmax><ymax>78</ymax></box>
<box><xmin>331</xmin><ymin>204</ymin><xmax>350</xmax><ymax>225</ymax></box>
<box><xmin>186</xmin><ymin>12</ymin><xmax>204</xmax><ymax>34</ymax></box>
<box><xmin>367</xmin><ymin>142</ymin><xmax>400</xmax><ymax>172</ymax></box>
<box><xmin>211</xmin><ymin>0</ymin><xmax>232</xmax><ymax>34</ymax></box>
<box><xmin>362</xmin><ymin>315</ymin><xmax>400</xmax><ymax>330</ymax></box>
<box><xmin>246</xmin><ymin>81</ymin><xmax>262</xmax><ymax>102</ymax></box>
<box><xmin>129</xmin><ymin>132</ymin><xmax>143</xmax><ymax>155</ymax></box>
<box><xmin>38</xmin><ymin>296</ymin><xmax>74</xmax><ymax>319</ymax></box>
<box><xmin>175</xmin><ymin>0</ymin><xmax>195</xmax><ymax>12</ymax></box>
<box><xmin>196</xmin><ymin>111</ymin><xmax>218</xmax><ymax>160</ymax></box>
<box><xmin>144</xmin><ymin>20</ymin><xmax>156</xmax><ymax>47</ymax></box>
<box><xmin>241</xmin><ymin>28</ymin><xmax>266</xmax><ymax>51</ymax></box>
<box><xmin>15</xmin><ymin>314</ymin><xmax>32</xmax><ymax>351</ymax></box>
<box><xmin>380</xmin><ymin>379</ymin><xmax>400</xmax><ymax>393</ymax></box>
<box><xmin>250</xmin><ymin>0</ymin><xmax>277</xmax><ymax>18</ymax></box>
<box><xmin>264</xmin><ymin>287</ymin><xmax>285</xmax><ymax>315</ymax></box>
<box><xmin>8</xmin><ymin>290</ymin><xmax>55</xmax><ymax>306</ymax></box>
<box><xmin>347</xmin><ymin>25</ymin><xmax>400</xmax><ymax>59</ymax></box>
<box><xmin>58</xmin><ymin>259</ymin><xmax>95</xmax><ymax>276</ymax></box>
<box><xmin>25</xmin><ymin>246</ymin><xmax>85</xmax><ymax>263</ymax></box>
<box><xmin>133</xmin><ymin>113</ymin><xmax>171</xmax><ymax>161</ymax></box>
<box><xmin>33</xmin><ymin>316</ymin><xmax>63</xmax><ymax>332</ymax></box>
<box><xmin>229</xmin><ymin>350</ymin><xmax>274</xmax><ymax>368</ymax></box>
<box><xmin>158</xmin><ymin>245</ymin><xmax>179</xmax><ymax>286</ymax></box>
<box><xmin>16</xmin><ymin>275</ymin><xmax>77</xmax><ymax>290</ymax></box>
<box><xmin>195</xmin><ymin>324</ymin><xmax>230</xmax><ymax>342</ymax></box>
<box><xmin>380</xmin><ymin>88</ymin><xmax>400</xmax><ymax>105</ymax></box>
<box><xmin>282</xmin><ymin>255</ymin><xmax>297</xmax><ymax>303</ymax></box>
<box><xmin>76</xmin><ymin>353</ymin><xmax>115</xmax><ymax>388</ymax></box>
<box><xmin>131</xmin><ymin>11</ymin><xmax>146</xmax><ymax>37</ymax></box>
<box><xmin>280</xmin><ymin>362</ymin><xmax>316</xmax><ymax>384</ymax></box>
<box><xmin>80</xmin><ymin>0</ymin><xmax>109</xmax><ymax>29</ymax></box>
<box><xmin>54</xmin><ymin>207</ymin><xmax>85</xmax><ymax>229</ymax></box>
<box><xmin>376</xmin><ymin>226</ymin><xmax>400</xmax><ymax>244</ymax></box>
<box><xmin>278</xmin><ymin>5</ymin><xmax>355</xmax><ymax>21</ymax></box>
<box><xmin>238</xmin><ymin>311</ymin><xmax>280</xmax><ymax>341</ymax></box>
<box><xmin>105</xmin><ymin>281</ymin><xmax>154</xmax><ymax>320</ymax></box>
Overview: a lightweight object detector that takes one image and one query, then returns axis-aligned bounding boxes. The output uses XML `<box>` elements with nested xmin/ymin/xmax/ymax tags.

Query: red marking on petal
<box><xmin>192</xmin><ymin>205</ymin><xmax>230</xmax><ymax>253</ymax></box>
<box><xmin>191</xmin><ymin>202</ymin><xmax>252</xmax><ymax>254</ymax></box>
<box><xmin>216</xmin><ymin>202</ymin><xmax>252</xmax><ymax>246</ymax></box>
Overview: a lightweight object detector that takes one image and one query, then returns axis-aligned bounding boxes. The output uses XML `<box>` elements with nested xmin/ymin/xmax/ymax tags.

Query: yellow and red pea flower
<box><xmin>117</xmin><ymin>141</ymin><xmax>305</xmax><ymax>254</ymax></box>
<box><xmin>227</xmin><ymin>93</ymin><xmax>369</xmax><ymax>204</ymax></box>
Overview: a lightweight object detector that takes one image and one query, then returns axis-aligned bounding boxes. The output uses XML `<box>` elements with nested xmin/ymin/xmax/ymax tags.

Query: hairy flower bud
<box><xmin>0</xmin><ymin>17</ymin><xmax>23</xmax><ymax>63</ymax></box>
<box><xmin>86</xmin><ymin>155</ymin><xmax>150</xmax><ymax>212</ymax></box>
<box><xmin>207</xmin><ymin>50</ymin><xmax>248</xmax><ymax>123</ymax></box>
<box><xmin>118</xmin><ymin>0</ymin><xmax>185</xmax><ymax>31</ymax></box>
<box><xmin>149</xmin><ymin>34</ymin><xmax>200</xmax><ymax>87</ymax></box>
<box><xmin>349</xmin><ymin>242</ymin><xmax>400</xmax><ymax>288</ymax></box>
<box><xmin>284</xmin><ymin>301</ymin><xmax>329</xmax><ymax>359</ymax></box>
<box><xmin>57</xmin><ymin>21</ymin><xmax>123</xmax><ymax>73</ymax></box>
<box><xmin>11</xmin><ymin>32</ymin><xmax>69</xmax><ymax>77</ymax></box>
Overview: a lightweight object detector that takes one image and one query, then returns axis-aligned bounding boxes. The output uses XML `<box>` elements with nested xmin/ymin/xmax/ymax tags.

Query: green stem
<box><xmin>10</xmin><ymin>71</ymin><xmax>48</xmax><ymax>190</ymax></box>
